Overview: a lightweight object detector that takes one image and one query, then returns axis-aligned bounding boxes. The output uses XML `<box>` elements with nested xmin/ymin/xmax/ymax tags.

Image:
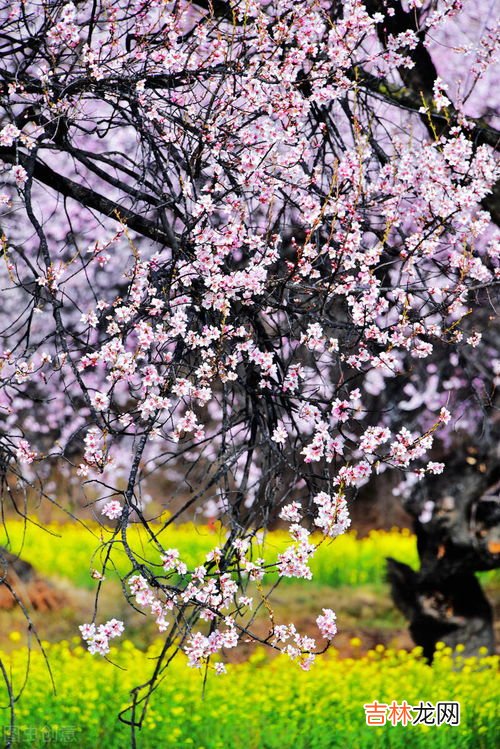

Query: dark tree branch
<box><xmin>0</xmin><ymin>146</ymin><xmax>174</xmax><ymax>247</ymax></box>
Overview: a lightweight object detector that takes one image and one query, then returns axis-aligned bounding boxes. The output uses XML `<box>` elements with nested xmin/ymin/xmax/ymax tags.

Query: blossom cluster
<box><xmin>0</xmin><ymin>0</ymin><xmax>498</xmax><ymax>683</ymax></box>
<box><xmin>79</xmin><ymin>619</ymin><xmax>124</xmax><ymax>655</ymax></box>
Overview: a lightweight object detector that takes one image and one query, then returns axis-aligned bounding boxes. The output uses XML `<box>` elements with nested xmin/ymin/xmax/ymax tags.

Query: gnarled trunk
<box><xmin>388</xmin><ymin>434</ymin><xmax>500</xmax><ymax>661</ymax></box>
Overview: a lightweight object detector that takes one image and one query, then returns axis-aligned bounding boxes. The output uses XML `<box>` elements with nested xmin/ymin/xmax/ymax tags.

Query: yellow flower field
<box><xmin>0</xmin><ymin>639</ymin><xmax>497</xmax><ymax>748</ymax></box>
<box><xmin>1</xmin><ymin>519</ymin><xmax>497</xmax><ymax>591</ymax></box>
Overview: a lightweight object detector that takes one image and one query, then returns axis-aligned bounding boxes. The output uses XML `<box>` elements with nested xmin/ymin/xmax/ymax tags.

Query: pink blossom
<box><xmin>0</xmin><ymin>123</ymin><xmax>20</xmax><ymax>146</ymax></box>
<box><xmin>439</xmin><ymin>407</ymin><xmax>452</xmax><ymax>425</ymax></box>
<box><xmin>11</xmin><ymin>165</ymin><xmax>28</xmax><ymax>187</ymax></box>
<box><xmin>91</xmin><ymin>391</ymin><xmax>109</xmax><ymax>411</ymax></box>
<box><xmin>313</xmin><ymin>491</ymin><xmax>351</xmax><ymax>537</ymax></box>
<box><xmin>279</xmin><ymin>501</ymin><xmax>302</xmax><ymax>523</ymax></box>
<box><xmin>316</xmin><ymin>608</ymin><xmax>337</xmax><ymax>640</ymax></box>
<box><xmin>15</xmin><ymin>439</ymin><xmax>36</xmax><ymax>464</ymax></box>
<box><xmin>79</xmin><ymin>618</ymin><xmax>124</xmax><ymax>655</ymax></box>
<box><xmin>272</xmin><ymin>425</ymin><xmax>287</xmax><ymax>444</ymax></box>
<box><xmin>426</xmin><ymin>461</ymin><xmax>445</xmax><ymax>475</ymax></box>
<box><xmin>101</xmin><ymin>500</ymin><xmax>123</xmax><ymax>520</ymax></box>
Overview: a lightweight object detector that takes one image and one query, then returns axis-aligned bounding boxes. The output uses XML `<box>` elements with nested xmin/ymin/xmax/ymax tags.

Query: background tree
<box><xmin>0</xmin><ymin>0</ymin><xmax>498</xmax><ymax>736</ymax></box>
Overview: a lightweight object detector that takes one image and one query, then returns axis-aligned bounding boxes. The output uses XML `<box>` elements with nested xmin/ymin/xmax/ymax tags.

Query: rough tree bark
<box><xmin>387</xmin><ymin>423</ymin><xmax>500</xmax><ymax>660</ymax></box>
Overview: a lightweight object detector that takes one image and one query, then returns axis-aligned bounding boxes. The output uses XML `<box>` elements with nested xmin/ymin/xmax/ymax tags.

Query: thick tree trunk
<box><xmin>387</xmin><ymin>434</ymin><xmax>500</xmax><ymax>660</ymax></box>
